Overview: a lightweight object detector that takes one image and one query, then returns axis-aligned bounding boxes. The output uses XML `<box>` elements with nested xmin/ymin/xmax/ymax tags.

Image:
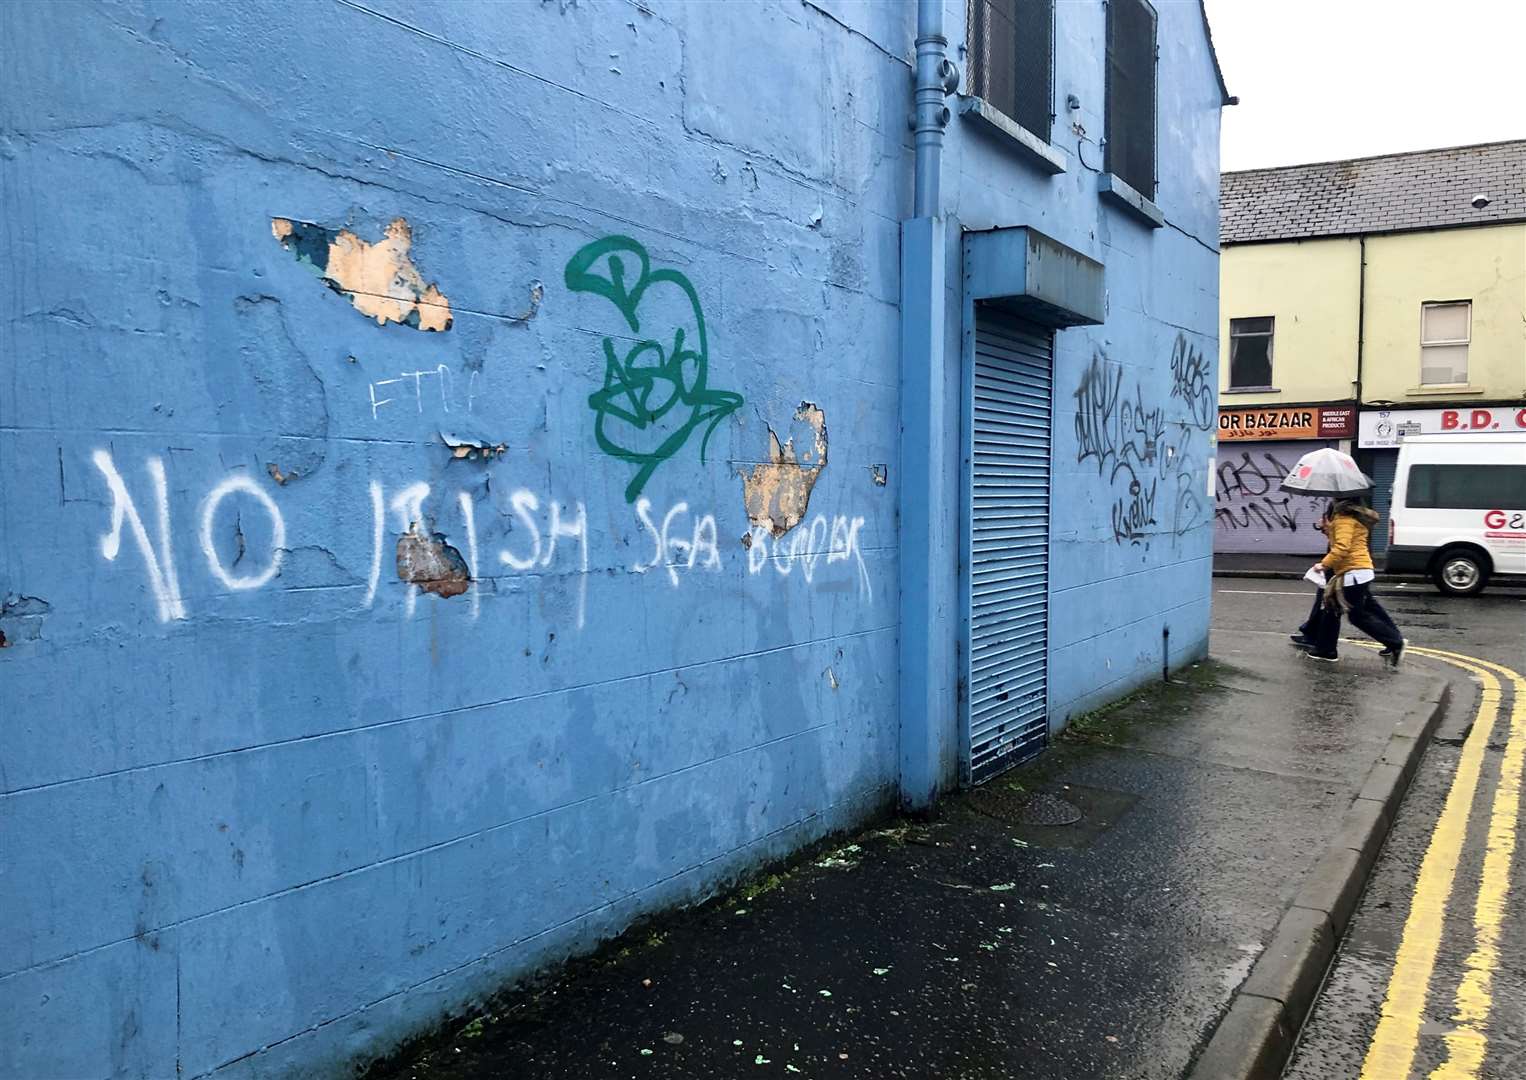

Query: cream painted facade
<box><xmin>1219</xmin><ymin>238</ymin><xmax>1361</xmax><ymax>406</ymax></box>
<box><xmin>1363</xmin><ymin>224</ymin><xmax>1526</xmax><ymax>404</ymax></box>
<box><xmin>1219</xmin><ymin>223</ymin><xmax>1526</xmax><ymax>408</ymax></box>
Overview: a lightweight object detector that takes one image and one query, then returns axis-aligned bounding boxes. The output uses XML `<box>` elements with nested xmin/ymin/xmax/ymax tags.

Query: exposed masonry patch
<box><xmin>441</xmin><ymin>430</ymin><xmax>507</xmax><ymax>462</ymax></box>
<box><xmin>396</xmin><ymin>527</ymin><xmax>471</xmax><ymax>598</ymax></box>
<box><xmin>509</xmin><ymin>281</ymin><xmax>544</xmax><ymax>323</ymax></box>
<box><xmin>870</xmin><ymin>464</ymin><xmax>887</xmax><ymax>486</ymax></box>
<box><xmin>1</xmin><ymin>594</ymin><xmax>51</xmax><ymax>646</ymax></box>
<box><xmin>271</xmin><ymin>217</ymin><xmax>452</xmax><ymax>331</ymax></box>
<box><xmin>266</xmin><ymin>463</ymin><xmax>295</xmax><ymax>486</ymax></box>
<box><xmin>742</xmin><ymin>402</ymin><xmax>828</xmax><ymax>538</ymax></box>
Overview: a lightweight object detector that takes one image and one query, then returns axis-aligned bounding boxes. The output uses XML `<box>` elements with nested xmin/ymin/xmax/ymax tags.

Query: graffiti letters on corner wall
<box><xmin>565</xmin><ymin>236</ymin><xmax>744</xmax><ymax>502</ymax></box>
<box><xmin>87</xmin><ymin>229</ymin><xmax>871</xmax><ymax>628</ymax></box>
<box><xmin>1074</xmin><ymin>336</ymin><xmax>1215</xmax><ymax>548</ymax></box>
<box><xmin>88</xmin><ymin>455</ymin><xmax>873</xmax><ymax>626</ymax></box>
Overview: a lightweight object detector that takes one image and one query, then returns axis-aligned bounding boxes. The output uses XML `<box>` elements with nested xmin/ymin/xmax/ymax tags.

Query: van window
<box><xmin>1406</xmin><ymin>464</ymin><xmax>1526</xmax><ymax>510</ymax></box>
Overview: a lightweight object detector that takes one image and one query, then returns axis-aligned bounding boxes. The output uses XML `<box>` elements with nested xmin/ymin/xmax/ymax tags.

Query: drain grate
<box><xmin>1014</xmin><ymin>791</ymin><xmax>1083</xmax><ymax>826</ymax></box>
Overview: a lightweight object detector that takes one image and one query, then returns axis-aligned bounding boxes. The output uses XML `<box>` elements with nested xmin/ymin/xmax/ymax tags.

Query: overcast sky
<box><xmin>1202</xmin><ymin>0</ymin><xmax>1526</xmax><ymax>171</ymax></box>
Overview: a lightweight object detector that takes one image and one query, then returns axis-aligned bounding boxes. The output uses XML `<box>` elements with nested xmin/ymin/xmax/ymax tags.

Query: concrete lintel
<box><xmin>962</xmin><ymin>226</ymin><xmax>1104</xmax><ymax>328</ymax></box>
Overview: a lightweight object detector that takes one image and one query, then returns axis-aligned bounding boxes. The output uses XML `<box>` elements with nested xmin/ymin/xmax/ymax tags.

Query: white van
<box><xmin>1387</xmin><ymin>433</ymin><xmax>1526</xmax><ymax>595</ymax></box>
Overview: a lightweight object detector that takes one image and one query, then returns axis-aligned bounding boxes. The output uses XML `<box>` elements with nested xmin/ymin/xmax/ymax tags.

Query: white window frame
<box><xmin>1419</xmin><ymin>300</ymin><xmax>1471</xmax><ymax>387</ymax></box>
<box><xmin>1228</xmin><ymin>315</ymin><xmax>1276</xmax><ymax>391</ymax></box>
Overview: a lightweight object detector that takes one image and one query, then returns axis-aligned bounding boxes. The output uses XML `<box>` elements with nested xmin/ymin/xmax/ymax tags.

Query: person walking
<box><xmin>1306</xmin><ymin>499</ymin><xmax>1406</xmax><ymax>666</ymax></box>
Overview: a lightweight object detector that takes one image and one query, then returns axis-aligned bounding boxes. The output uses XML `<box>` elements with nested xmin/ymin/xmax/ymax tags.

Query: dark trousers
<box><xmin>1298</xmin><ymin>592</ymin><xmax>1324</xmax><ymax>639</ymax></box>
<box><xmin>1313</xmin><ymin>581</ymin><xmax>1404</xmax><ymax>657</ymax></box>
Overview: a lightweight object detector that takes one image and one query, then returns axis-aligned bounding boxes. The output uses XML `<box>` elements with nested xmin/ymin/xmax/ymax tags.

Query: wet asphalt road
<box><xmin>1212</xmin><ymin>577</ymin><xmax>1526</xmax><ymax>1080</ymax></box>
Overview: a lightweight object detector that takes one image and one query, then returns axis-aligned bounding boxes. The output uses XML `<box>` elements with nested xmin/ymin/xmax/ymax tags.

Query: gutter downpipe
<box><xmin>1354</xmin><ymin>235</ymin><xmax>1367</xmax><ymax>407</ymax></box>
<box><xmin>912</xmin><ymin>2</ymin><xmax>955</xmax><ymax>217</ymax></box>
<box><xmin>899</xmin><ymin>0</ymin><xmax>959</xmax><ymax>809</ymax></box>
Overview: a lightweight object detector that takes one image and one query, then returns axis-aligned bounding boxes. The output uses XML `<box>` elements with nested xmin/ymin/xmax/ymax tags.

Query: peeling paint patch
<box><xmin>742</xmin><ymin>402</ymin><xmax>828</xmax><ymax>538</ymax></box>
<box><xmin>870</xmin><ymin>463</ymin><xmax>887</xmax><ymax>486</ymax></box>
<box><xmin>271</xmin><ymin>217</ymin><xmax>452</xmax><ymax>331</ymax></box>
<box><xmin>396</xmin><ymin>527</ymin><xmax>471</xmax><ymax>598</ymax></box>
<box><xmin>510</xmin><ymin>281</ymin><xmax>544</xmax><ymax>323</ymax></box>
<box><xmin>825</xmin><ymin>666</ymin><xmax>839</xmax><ymax>690</ymax></box>
<box><xmin>0</xmin><ymin>594</ymin><xmax>51</xmax><ymax>646</ymax></box>
<box><xmin>440</xmin><ymin>430</ymin><xmax>507</xmax><ymax>462</ymax></box>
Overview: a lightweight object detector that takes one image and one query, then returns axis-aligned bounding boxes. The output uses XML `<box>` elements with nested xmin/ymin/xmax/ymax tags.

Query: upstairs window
<box><xmin>1229</xmin><ymin>317</ymin><xmax>1275</xmax><ymax>390</ymax></box>
<box><xmin>1105</xmin><ymin>0</ymin><xmax>1158</xmax><ymax>196</ymax></box>
<box><xmin>1420</xmin><ymin>301</ymin><xmax>1470</xmax><ymax>385</ymax></box>
<box><xmin>967</xmin><ymin>0</ymin><xmax>1055</xmax><ymax>140</ymax></box>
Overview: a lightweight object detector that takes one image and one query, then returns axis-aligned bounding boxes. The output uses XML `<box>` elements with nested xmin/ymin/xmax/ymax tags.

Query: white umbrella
<box><xmin>1278</xmin><ymin>446</ymin><xmax>1373</xmax><ymax>497</ymax></box>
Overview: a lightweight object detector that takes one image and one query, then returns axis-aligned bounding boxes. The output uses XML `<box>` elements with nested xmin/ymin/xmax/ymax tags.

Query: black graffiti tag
<box><xmin>1169</xmin><ymin>335</ymin><xmax>1215</xmax><ymax>432</ymax></box>
<box><xmin>1075</xmin><ymin>349</ymin><xmax>1208</xmax><ymax>549</ymax></box>
<box><xmin>1214</xmin><ymin>451</ymin><xmax>1326</xmax><ymax>534</ymax></box>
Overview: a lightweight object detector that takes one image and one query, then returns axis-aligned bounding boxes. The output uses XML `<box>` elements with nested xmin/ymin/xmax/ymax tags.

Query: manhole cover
<box><xmin>1016</xmin><ymin>792</ymin><xmax>1082</xmax><ymax>826</ymax></box>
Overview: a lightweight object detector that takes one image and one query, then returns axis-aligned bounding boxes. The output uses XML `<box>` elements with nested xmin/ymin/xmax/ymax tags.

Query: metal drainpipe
<box><xmin>1354</xmin><ymin>236</ymin><xmax>1367</xmax><ymax>406</ymax></box>
<box><xmin>912</xmin><ymin>0</ymin><xmax>958</xmax><ymax>218</ymax></box>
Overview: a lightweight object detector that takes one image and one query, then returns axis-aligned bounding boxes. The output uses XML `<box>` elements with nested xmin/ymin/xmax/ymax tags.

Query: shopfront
<box><xmin>1214</xmin><ymin>405</ymin><xmax>1357</xmax><ymax>556</ymax></box>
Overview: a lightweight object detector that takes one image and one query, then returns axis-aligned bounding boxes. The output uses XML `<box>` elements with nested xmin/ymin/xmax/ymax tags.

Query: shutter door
<box><xmin>968</xmin><ymin>309</ymin><xmax>1052</xmax><ymax>783</ymax></box>
<box><xmin>1213</xmin><ymin>440</ymin><xmax>1333</xmax><ymax>556</ymax></box>
<box><xmin>1365</xmin><ymin>449</ymin><xmax>1399</xmax><ymax>555</ymax></box>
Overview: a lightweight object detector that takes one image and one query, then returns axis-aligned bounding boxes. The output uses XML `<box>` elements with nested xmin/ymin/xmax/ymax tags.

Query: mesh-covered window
<box><xmin>1105</xmin><ymin>0</ymin><xmax>1157</xmax><ymax>196</ymax></box>
<box><xmin>968</xmin><ymin>0</ymin><xmax>1054</xmax><ymax>140</ymax></box>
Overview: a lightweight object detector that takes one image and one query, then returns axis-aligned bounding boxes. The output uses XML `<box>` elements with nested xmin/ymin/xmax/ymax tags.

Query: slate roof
<box><xmin>1221</xmin><ymin>140</ymin><xmax>1526</xmax><ymax>244</ymax></box>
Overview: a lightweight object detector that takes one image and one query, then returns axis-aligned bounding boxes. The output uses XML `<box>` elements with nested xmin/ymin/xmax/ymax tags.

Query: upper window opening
<box><xmin>967</xmin><ymin>0</ymin><xmax>1055</xmax><ymax>140</ymax></box>
<box><xmin>1105</xmin><ymin>0</ymin><xmax>1158</xmax><ymax>196</ymax></box>
<box><xmin>1420</xmin><ymin>301</ymin><xmax>1471</xmax><ymax>386</ymax></box>
<box><xmin>1229</xmin><ymin>317</ymin><xmax>1275</xmax><ymax>390</ymax></box>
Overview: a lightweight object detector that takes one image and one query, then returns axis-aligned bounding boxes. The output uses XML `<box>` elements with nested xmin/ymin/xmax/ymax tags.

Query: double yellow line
<box><xmin>1357</xmin><ymin>645</ymin><xmax>1526</xmax><ymax>1080</ymax></box>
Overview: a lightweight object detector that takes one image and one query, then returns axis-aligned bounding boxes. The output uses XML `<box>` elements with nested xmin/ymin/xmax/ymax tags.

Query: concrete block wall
<box><xmin>1</xmin><ymin>2</ymin><xmax>904</xmax><ymax>1076</ymax></box>
<box><xmin>0</xmin><ymin>1</ymin><xmax>1222</xmax><ymax>1075</ymax></box>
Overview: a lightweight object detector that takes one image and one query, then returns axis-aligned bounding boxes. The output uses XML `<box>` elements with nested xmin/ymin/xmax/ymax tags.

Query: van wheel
<box><xmin>1433</xmin><ymin>547</ymin><xmax>1490</xmax><ymax>596</ymax></box>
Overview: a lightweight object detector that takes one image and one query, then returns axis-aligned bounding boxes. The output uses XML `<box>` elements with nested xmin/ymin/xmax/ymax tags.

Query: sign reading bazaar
<box><xmin>1218</xmin><ymin>405</ymin><xmax>1357</xmax><ymax>441</ymax></box>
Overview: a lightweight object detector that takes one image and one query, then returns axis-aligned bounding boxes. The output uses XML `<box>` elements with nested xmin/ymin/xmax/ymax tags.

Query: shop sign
<box><xmin>1358</xmin><ymin>405</ymin><xmax>1526</xmax><ymax>448</ymax></box>
<box><xmin>1218</xmin><ymin>405</ymin><xmax>1357</xmax><ymax>442</ymax></box>
<box><xmin>1317</xmin><ymin>407</ymin><xmax>1357</xmax><ymax>438</ymax></box>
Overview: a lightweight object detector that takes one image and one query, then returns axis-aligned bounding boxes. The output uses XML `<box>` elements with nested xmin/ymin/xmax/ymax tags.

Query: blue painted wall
<box><xmin>0</xmin><ymin>2</ymin><xmax>1221</xmax><ymax>1076</ymax></box>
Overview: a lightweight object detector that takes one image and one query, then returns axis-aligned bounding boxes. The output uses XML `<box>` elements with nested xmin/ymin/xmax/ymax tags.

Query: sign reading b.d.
<box><xmin>1358</xmin><ymin>405</ymin><xmax>1526</xmax><ymax>448</ymax></box>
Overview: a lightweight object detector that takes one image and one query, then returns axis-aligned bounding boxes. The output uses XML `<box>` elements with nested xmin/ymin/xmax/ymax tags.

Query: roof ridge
<box><xmin>1223</xmin><ymin>138</ymin><xmax>1526</xmax><ymax>177</ymax></box>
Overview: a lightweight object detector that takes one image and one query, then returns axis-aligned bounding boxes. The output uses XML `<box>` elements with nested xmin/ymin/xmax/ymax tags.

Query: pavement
<box><xmin>367</xmin><ymin>620</ymin><xmax>1453</xmax><ymax>1080</ymax></box>
<box><xmin>1227</xmin><ymin>580</ymin><xmax>1526</xmax><ymax>1080</ymax></box>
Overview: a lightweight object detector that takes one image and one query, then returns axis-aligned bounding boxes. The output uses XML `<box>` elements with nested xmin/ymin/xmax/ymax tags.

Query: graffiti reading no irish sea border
<box><xmin>566</xmin><ymin>236</ymin><xmax>744</xmax><ymax>502</ymax></box>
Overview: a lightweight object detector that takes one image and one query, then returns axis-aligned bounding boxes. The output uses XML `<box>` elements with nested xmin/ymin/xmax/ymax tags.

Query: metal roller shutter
<box><xmin>1364</xmin><ymin>449</ymin><xmax>1399</xmax><ymax>555</ymax></box>
<box><xmin>967</xmin><ymin>308</ymin><xmax>1052</xmax><ymax>783</ymax></box>
<box><xmin>1213</xmin><ymin>439</ymin><xmax>1333</xmax><ymax>556</ymax></box>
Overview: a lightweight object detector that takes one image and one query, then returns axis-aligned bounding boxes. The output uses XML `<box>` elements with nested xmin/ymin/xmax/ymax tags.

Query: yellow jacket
<box><xmin>1320</xmin><ymin>507</ymin><xmax>1379</xmax><ymax>577</ymax></box>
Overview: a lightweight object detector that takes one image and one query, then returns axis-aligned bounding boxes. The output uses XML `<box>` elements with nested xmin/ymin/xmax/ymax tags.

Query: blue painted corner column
<box><xmin>898</xmin><ymin>216</ymin><xmax>958</xmax><ymax>808</ymax></box>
